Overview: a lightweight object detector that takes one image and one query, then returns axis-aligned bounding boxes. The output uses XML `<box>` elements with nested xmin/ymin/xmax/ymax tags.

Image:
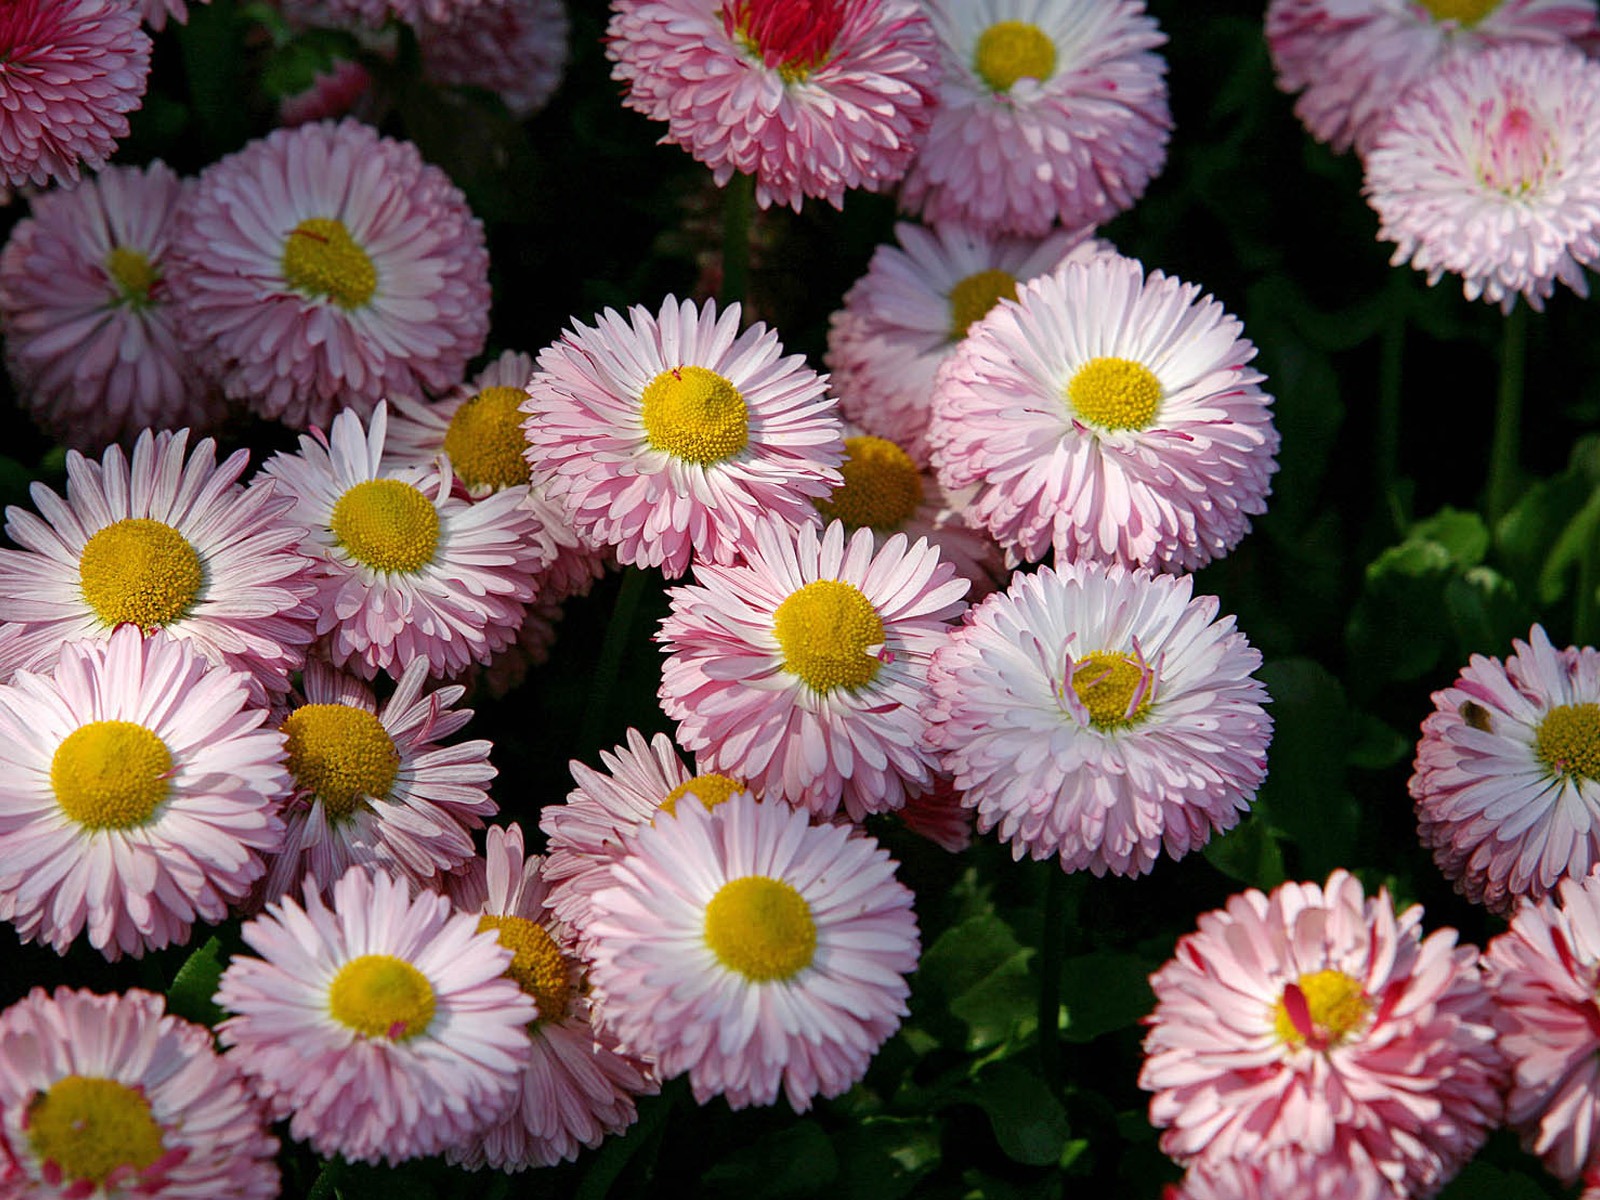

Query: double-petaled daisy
<box><xmin>385</xmin><ymin>349</ymin><xmax>539</xmax><ymax>497</ymax></box>
<box><xmin>1172</xmin><ymin>1143</ymin><xmax>1413</xmax><ymax>1200</ymax></box>
<box><xmin>315</xmin><ymin>0</ymin><xmax>495</xmax><ymax>24</ymax></box>
<box><xmin>420</xmin><ymin>0</ymin><xmax>569</xmax><ymax>118</ymax></box>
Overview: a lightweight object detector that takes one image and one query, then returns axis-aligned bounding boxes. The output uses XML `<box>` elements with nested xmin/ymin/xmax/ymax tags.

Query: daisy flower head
<box><xmin>385</xmin><ymin>349</ymin><xmax>538</xmax><ymax>497</ymax></box>
<box><xmin>659</xmin><ymin>517</ymin><xmax>968</xmax><ymax>821</ymax></box>
<box><xmin>899</xmin><ymin>0</ymin><xmax>1170</xmax><ymax>236</ymax></box>
<box><xmin>1140</xmin><ymin>870</ymin><xmax>1505</xmax><ymax>1197</ymax></box>
<box><xmin>896</xmin><ymin>774</ymin><xmax>974</xmax><ymax>853</ymax></box>
<box><xmin>1411</xmin><ymin>625</ymin><xmax>1600</xmax><ymax>913</ymax></box>
<box><xmin>420</xmin><ymin>0</ymin><xmax>569</xmax><ymax>118</ymax></box>
<box><xmin>310</xmin><ymin>0</ymin><xmax>495</xmax><ymax>28</ymax></box>
<box><xmin>606</xmin><ymin>0</ymin><xmax>939</xmax><ymax>212</ymax></box>
<box><xmin>0</xmin><ymin>427</ymin><xmax>318</xmax><ymax>704</ymax></box>
<box><xmin>167</xmin><ymin>118</ymin><xmax>490</xmax><ymax>430</ymax></box>
<box><xmin>923</xmin><ymin>561</ymin><xmax>1270</xmax><ymax>878</ymax></box>
<box><xmin>585</xmin><ymin>791</ymin><xmax>919</xmax><ymax>1111</ymax></box>
<box><xmin>0</xmin><ymin>626</ymin><xmax>288</xmax><ymax>961</ymax></box>
<box><xmin>1172</xmin><ymin>1143</ymin><xmax>1415</xmax><ymax>1200</ymax></box>
<box><xmin>0</xmin><ymin>987</ymin><xmax>278</xmax><ymax>1199</ymax></box>
<box><xmin>929</xmin><ymin>251</ymin><xmax>1279</xmax><ymax>573</ymax></box>
<box><xmin>523</xmin><ymin>296</ymin><xmax>844</xmax><ymax>578</ymax></box>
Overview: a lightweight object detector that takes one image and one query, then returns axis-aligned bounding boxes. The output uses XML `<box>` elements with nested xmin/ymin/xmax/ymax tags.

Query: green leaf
<box><xmin>967</xmin><ymin>1063</ymin><xmax>1070</xmax><ymax>1167</ymax></box>
<box><xmin>1347</xmin><ymin>710</ymin><xmax>1410</xmax><ymax>770</ymax></box>
<box><xmin>1057</xmin><ymin>951</ymin><xmax>1154</xmax><ymax>1043</ymax></box>
<box><xmin>166</xmin><ymin>935</ymin><xmax>226</xmax><ymax>1027</ymax></box>
<box><xmin>1202</xmin><ymin>810</ymin><xmax>1285</xmax><ymax>889</ymax></box>
<box><xmin>702</xmin><ymin>1120</ymin><xmax>838</xmax><ymax>1200</ymax></box>
<box><xmin>829</xmin><ymin>1117</ymin><xmax>941</xmax><ymax>1200</ymax></box>
<box><xmin>1443</xmin><ymin>567</ymin><xmax>1533</xmax><ymax>659</ymax></box>
<box><xmin>1538</xmin><ymin>487</ymin><xmax>1600</xmax><ymax>608</ymax></box>
<box><xmin>1409</xmin><ymin>508</ymin><xmax>1490</xmax><ymax>568</ymax></box>
<box><xmin>1497</xmin><ymin>467</ymin><xmax>1596</xmax><ymax>602</ymax></box>
<box><xmin>915</xmin><ymin>912</ymin><xmax>1036</xmax><ymax>1052</ymax></box>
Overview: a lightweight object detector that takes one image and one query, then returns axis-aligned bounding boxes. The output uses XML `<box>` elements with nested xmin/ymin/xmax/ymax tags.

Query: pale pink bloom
<box><xmin>523</xmin><ymin>296</ymin><xmax>844</xmax><ymax>578</ymax></box>
<box><xmin>1140</xmin><ymin>870</ymin><xmax>1505</xmax><ymax>1198</ymax></box>
<box><xmin>216</xmin><ymin>865</ymin><xmax>534</xmax><ymax>1165</ymax></box>
<box><xmin>1172</xmin><ymin>1144</ymin><xmax>1400</xmax><ymax>1200</ymax></box>
<box><xmin>420</xmin><ymin>0</ymin><xmax>568</xmax><ymax>117</ymax></box>
<box><xmin>900</xmin><ymin>0</ymin><xmax>1170</xmax><ymax>236</ymax></box>
<box><xmin>1266</xmin><ymin>0</ymin><xmax>1597</xmax><ymax>157</ymax></box>
<box><xmin>0</xmin><ymin>627</ymin><xmax>288</xmax><ymax>961</ymax></box>
<box><xmin>385</xmin><ymin>350</ymin><xmax>539</xmax><ymax>494</ymax></box>
<box><xmin>930</xmin><ymin>252</ymin><xmax>1279</xmax><ymax>573</ymax></box>
<box><xmin>167</xmin><ymin>119</ymin><xmax>490</xmax><ymax>429</ymax></box>
<box><xmin>1411</xmin><ymin>625</ymin><xmax>1600</xmax><ymax>913</ymax></box>
<box><xmin>585</xmin><ymin>792</ymin><xmax>919</xmax><ymax>1111</ymax></box>
<box><xmin>140</xmin><ymin>0</ymin><xmax>210</xmax><ymax>30</ymax></box>
<box><xmin>278</xmin><ymin>57</ymin><xmax>374</xmax><ymax>126</ymax></box>
<box><xmin>0</xmin><ymin>987</ymin><xmax>278</xmax><ymax>1199</ymax></box>
<box><xmin>660</xmin><ymin>518</ymin><xmax>968</xmax><ymax>821</ymax></box>
<box><xmin>896</xmin><ymin>775</ymin><xmax>974</xmax><ymax>853</ymax></box>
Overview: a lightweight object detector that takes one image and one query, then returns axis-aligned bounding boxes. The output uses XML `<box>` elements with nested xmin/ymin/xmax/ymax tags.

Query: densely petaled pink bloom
<box><xmin>929</xmin><ymin>252</ymin><xmax>1279</xmax><ymax>573</ymax></box>
<box><xmin>1141</xmin><ymin>870</ymin><xmax>1505</xmax><ymax>1198</ymax></box>
<box><xmin>216</xmin><ymin>865</ymin><xmax>534</xmax><ymax>1166</ymax></box>
<box><xmin>899</xmin><ymin>0</ymin><xmax>1170</xmax><ymax>236</ymax></box>
<box><xmin>140</xmin><ymin>0</ymin><xmax>210</xmax><ymax>30</ymax></box>
<box><xmin>167</xmin><ymin>119</ymin><xmax>490</xmax><ymax>430</ymax></box>
<box><xmin>895</xmin><ymin>775</ymin><xmax>974</xmax><ymax>853</ymax></box>
<box><xmin>523</xmin><ymin>296</ymin><xmax>844</xmax><ymax>578</ymax></box>
<box><xmin>313</xmin><ymin>0</ymin><xmax>494</xmax><ymax>26</ymax></box>
<box><xmin>923</xmin><ymin>562</ymin><xmax>1269</xmax><ymax>877</ymax></box>
<box><xmin>1171</xmin><ymin>1144</ymin><xmax>1398</xmax><ymax>1200</ymax></box>
<box><xmin>419</xmin><ymin>0</ymin><xmax>568</xmax><ymax>117</ymax></box>
<box><xmin>607</xmin><ymin>0</ymin><xmax>939</xmax><ymax>211</ymax></box>
<box><xmin>0</xmin><ymin>987</ymin><xmax>278</xmax><ymax>1199</ymax></box>
<box><xmin>585</xmin><ymin>792</ymin><xmax>919</xmax><ymax>1111</ymax></box>
<box><xmin>1365</xmin><ymin>41</ymin><xmax>1600</xmax><ymax>313</ymax></box>
<box><xmin>278</xmin><ymin>57</ymin><xmax>374</xmax><ymax>126</ymax></box>
<box><xmin>0</xmin><ymin>627</ymin><xmax>288</xmax><ymax>961</ymax></box>
<box><xmin>1266</xmin><ymin>0</ymin><xmax>1597</xmax><ymax>157</ymax></box>
<box><xmin>0</xmin><ymin>1</ymin><xmax>151</xmax><ymax>198</ymax></box>
<box><xmin>0</xmin><ymin>162</ymin><xmax>226</xmax><ymax>451</ymax></box>
<box><xmin>1411</xmin><ymin>625</ymin><xmax>1600</xmax><ymax>913</ymax></box>
<box><xmin>659</xmin><ymin>518</ymin><xmax>968</xmax><ymax>820</ymax></box>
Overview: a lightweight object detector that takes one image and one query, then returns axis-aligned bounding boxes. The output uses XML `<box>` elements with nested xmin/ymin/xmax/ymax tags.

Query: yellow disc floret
<box><xmin>814</xmin><ymin>435</ymin><xmax>924</xmax><ymax>532</ymax></box>
<box><xmin>105</xmin><ymin>246</ymin><xmax>157</xmax><ymax>307</ymax></box>
<box><xmin>281</xmin><ymin>217</ymin><xmax>377</xmax><ymax>309</ymax></box>
<box><xmin>330</xmin><ymin>479</ymin><xmax>440</xmax><ymax>574</ymax></box>
<box><xmin>1537</xmin><ymin>703</ymin><xmax>1600</xmax><ymax>784</ymax></box>
<box><xmin>1417</xmin><ymin>0</ymin><xmax>1501</xmax><ymax>24</ymax></box>
<box><xmin>281</xmin><ymin>704</ymin><xmax>400</xmax><ymax>820</ymax></box>
<box><xmin>327</xmin><ymin>954</ymin><xmax>436</xmax><ymax>1040</ymax></box>
<box><xmin>640</xmin><ymin>365</ymin><xmax>749</xmax><ymax>465</ymax></box>
<box><xmin>1071</xmin><ymin>651</ymin><xmax>1154</xmax><ymax>730</ymax></box>
<box><xmin>479</xmin><ymin>914</ymin><xmax>573</xmax><ymax>1024</ymax></box>
<box><xmin>27</xmin><ymin>1076</ymin><xmax>165</xmax><ymax>1187</ymax></box>
<box><xmin>659</xmin><ymin>772</ymin><xmax>746</xmax><ymax>817</ymax></box>
<box><xmin>704</xmin><ymin>875</ymin><xmax>817</xmax><ymax>982</ymax></box>
<box><xmin>1066</xmin><ymin>357</ymin><xmax>1162</xmax><ymax>431</ymax></box>
<box><xmin>52</xmin><ymin>721</ymin><xmax>172</xmax><ymax>830</ymax></box>
<box><xmin>1272</xmin><ymin>968</ymin><xmax>1372</xmax><ymax>1049</ymax></box>
<box><xmin>773</xmin><ymin>579</ymin><xmax>885</xmax><ymax>694</ymax></box>
<box><xmin>948</xmin><ymin>268</ymin><xmax>1019</xmax><ymax>339</ymax></box>
<box><xmin>78</xmin><ymin>518</ymin><xmax>204</xmax><ymax>629</ymax></box>
<box><xmin>973</xmin><ymin>21</ymin><xmax>1057</xmax><ymax>93</ymax></box>
<box><xmin>442</xmin><ymin>386</ymin><xmax>532</xmax><ymax>492</ymax></box>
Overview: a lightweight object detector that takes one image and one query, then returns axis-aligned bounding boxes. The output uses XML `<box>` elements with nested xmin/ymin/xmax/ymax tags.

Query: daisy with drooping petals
<box><xmin>0</xmin><ymin>987</ymin><xmax>278</xmax><ymax>1199</ymax></box>
<box><xmin>899</xmin><ymin>0</ymin><xmax>1170</xmax><ymax>236</ymax></box>
<box><xmin>930</xmin><ymin>251</ymin><xmax>1279</xmax><ymax>572</ymax></box>
<box><xmin>1411</xmin><ymin>625</ymin><xmax>1600</xmax><ymax>913</ymax></box>
<box><xmin>0</xmin><ymin>627</ymin><xmax>288</xmax><ymax>961</ymax></box>
<box><xmin>607</xmin><ymin>0</ymin><xmax>939</xmax><ymax>212</ymax></box>
<box><xmin>167</xmin><ymin>119</ymin><xmax>490</xmax><ymax>430</ymax></box>
<box><xmin>659</xmin><ymin>518</ymin><xmax>968</xmax><ymax>820</ymax></box>
<box><xmin>923</xmin><ymin>562</ymin><xmax>1270</xmax><ymax>878</ymax></box>
<box><xmin>419</xmin><ymin>0</ymin><xmax>568</xmax><ymax>117</ymax></box>
<box><xmin>1140</xmin><ymin>870</ymin><xmax>1505</xmax><ymax>1198</ymax></box>
<box><xmin>217</xmin><ymin>865</ymin><xmax>535</xmax><ymax>1166</ymax></box>
<box><xmin>523</xmin><ymin>296</ymin><xmax>844</xmax><ymax>578</ymax></box>
<box><xmin>585</xmin><ymin>792</ymin><xmax>919</xmax><ymax>1111</ymax></box>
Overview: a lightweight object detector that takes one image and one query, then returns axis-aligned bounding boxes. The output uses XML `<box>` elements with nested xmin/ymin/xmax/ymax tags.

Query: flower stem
<box><xmin>579</xmin><ymin>565</ymin><xmax>649</xmax><ymax>753</ymax></box>
<box><xmin>1487</xmin><ymin>303</ymin><xmax>1528</xmax><ymax>526</ymax></box>
<box><xmin>721</xmin><ymin>171</ymin><xmax>755</xmax><ymax>310</ymax></box>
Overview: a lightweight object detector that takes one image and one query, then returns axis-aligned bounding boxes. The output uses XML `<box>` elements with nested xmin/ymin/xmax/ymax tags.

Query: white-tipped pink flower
<box><xmin>1172</xmin><ymin>1145</ymin><xmax>1401</xmax><ymax>1200</ymax></box>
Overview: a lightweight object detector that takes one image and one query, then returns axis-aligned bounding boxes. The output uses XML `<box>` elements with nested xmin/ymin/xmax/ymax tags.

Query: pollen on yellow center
<box><xmin>704</xmin><ymin>875</ymin><xmax>817</xmax><ymax>982</ymax></box>
<box><xmin>1066</xmin><ymin>357</ymin><xmax>1162</xmax><ymax>432</ymax></box>
<box><xmin>27</xmin><ymin>1075</ymin><xmax>165</xmax><ymax>1188</ymax></box>
<box><xmin>640</xmin><ymin>365</ymin><xmax>749</xmax><ymax>465</ymax></box>
<box><xmin>659</xmin><ymin>772</ymin><xmax>746</xmax><ymax>817</ymax></box>
<box><xmin>1417</xmin><ymin>0</ymin><xmax>1501</xmax><ymax>24</ymax></box>
<box><xmin>281</xmin><ymin>217</ymin><xmax>377</xmax><ymax>309</ymax></box>
<box><xmin>1071</xmin><ymin>652</ymin><xmax>1154</xmax><ymax>730</ymax></box>
<box><xmin>105</xmin><ymin>246</ymin><xmax>157</xmax><ymax>306</ymax></box>
<box><xmin>442</xmin><ymin>386</ymin><xmax>531</xmax><ymax>492</ymax></box>
<box><xmin>1272</xmin><ymin>968</ymin><xmax>1372</xmax><ymax>1048</ymax></box>
<box><xmin>814</xmin><ymin>435</ymin><xmax>924</xmax><ymax>532</ymax></box>
<box><xmin>973</xmin><ymin>20</ymin><xmax>1057</xmax><ymax>93</ymax></box>
<box><xmin>281</xmin><ymin>704</ymin><xmax>400</xmax><ymax>820</ymax></box>
<box><xmin>1537</xmin><ymin>703</ymin><xmax>1600</xmax><ymax>784</ymax></box>
<box><xmin>78</xmin><ymin>518</ymin><xmax>204</xmax><ymax>629</ymax></box>
<box><xmin>773</xmin><ymin>579</ymin><xmax>885</xmax><ymax>695</ymax></box>
<box><xmin>330</xmin><ymin>479</ymin><xmax>440</xmax><ymax>574</ymax></box>
<box><xmin>328</xmin><ymin>954</ymin><xmax>436</xmax><ymax>1040</ymax></box>
<box><xmin>51</xmin><ymin>721</ymin><xmax>172</xmax><ymax>831</ymax></box>
<box><xmin>479</xmin><ymin>914</ymin><xmax>573</xmax><ymax>1024</ymax></box>
<box><xmin>948</xmin><ymin>268</ymin><xmax>1019</xmax><ymax>339</ymax></box>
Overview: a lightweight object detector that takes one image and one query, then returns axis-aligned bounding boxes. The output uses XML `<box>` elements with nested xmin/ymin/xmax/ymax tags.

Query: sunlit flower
<box><xmin>385</xmin><ymin>349</ymin><xmax>539</xmax><ymax>498</ymax></box>
<box><xmin>1172</xmin><ymin>1144</ymin><xmax>1404</xmax><ymax>1200</ymax></box>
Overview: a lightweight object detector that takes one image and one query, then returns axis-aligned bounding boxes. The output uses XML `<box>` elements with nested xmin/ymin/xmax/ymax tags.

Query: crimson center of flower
<box><xmin>105</xmin><ymin>245</ymin><xmax>157</xmax><ymax>307</ymax></box>
<box><xmin>640</xmin><ymin>365</ymin><xmax>750</xmax><ymax>465</ymax></box>
<box><xmin>1070</xmin><ymin>651</ymin><xmax>1155</xmax><ymax>730</ymax></box>
<box><xmin>27</xmin><ymin>1075</ymin><xmax>166</xmax><ymax>1188</ymax></box>
<box><xmin>1067</xmin><ymin>357</ymin><xmax>1163</xmax><ymax>432</ymax></box>
<box><xmin>51</xmin><ymin>721</ymin><xmax>173</xmax><ymax>831</ymax></box>
<box><xmin>1479</xmin><ymin>102</ymin><xmax>1551</xmax><ymax>196</ymax></box>
<box><xmin>1418</xmin><ymin>0</ymin><xmax>1501</xmax><ymax>25</ymax></box>
<box><xmin>815</xmin><ymin>435</ymin><xmax>924</xmax><ymax>532</ymax></box>
<box><xmin>1536</xmin><ymin>703</ymin><xmax>1600</xmax><ymax>784</ymax></box>
<box><xmin>725</xmin><ymin>0</ymin><xmax>848</xmax><ymax>83</ymax></box>
<box><xmin>948</xmin><ymin>268</ymin><xmax>1019</xmax><ymax>339</ymax></box>
<box><xmin>659</xmin><ymin>772</ymin><xmax>746</xmax><ymax>817</ymax></box>
<box><xmin>704</xmin><ymin>875</ymin><xmax>817</xmax><ymax>982</ymax></box>
<box><xmin>773</xmin><ymin>579</ymin><xmax>886</xmax><ymax>694</ymax></box>
<box><xmin>330</xmin><ymin>479</ymin><xmax>441</xmax><ymax>574</ymax></box>
<box><xmin>281</xmin><ymin>217</ymin><xmax>377</xmax><ymax>309</ymax></box>
<box><xmin>442</xmin><ymin>386</ymin><xmax>532</xmax><ymax>492</ymax></box>
<box><xmin>1272</xmin><ymin>968</ymin><xmax>1373</xmax><ymax>1050</ymax></box>
<box><xmin>79</xmin><ymin>517</ymin><xmax>204</xmax><ymax>629</ymax></box>
<box><xmin>973</xmin><ymin>21</ymin><xmax>1057</xmax><ymax>93</ymax></box>
<box><xmin>327</xmin><ymin>954</ymin><xmax>436</xmax><ymax>1040</ymax></box>
<box><xmin>281</xmin><ymin>704</ymin><xmax>400</xmax><ymax>820</ymax></box>
<box><xmin>479</xmin><ymin>914</ymin><xmax>573</xmax><ymax>1026</ymax></box>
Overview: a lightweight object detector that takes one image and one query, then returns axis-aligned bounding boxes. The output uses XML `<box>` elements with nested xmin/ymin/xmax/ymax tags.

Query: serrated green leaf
<box><xmin>966</xmin><ymin>1063</ymin><xmax>1070</xmax><ymax>1167</ymax></box>
<box><xmin>1203</xmin><ymin>810</ymin><xmax>1285</xmax><ymax>889</ymax></box>
<box><xmin>166</xmin><ymin>935</ymin><xmax>226</xmax><ymax>1027</ymax></box>
<box><xmin>703</xmin><ymin>1120</ymin><xmax>837</xmax><ymax>1200</ymax></box>
<box><xmin>1444</xmin><ymin>567</ymin><xmax>1533</xmax><ymax>659</ymax></box>
<box><xmin>1058</xmin><ymin>951</ymin><xmax>1154</xmax><ymax>1043</ymax></box>
<box><xmin>916</xmin><ymin>913</ymin><xmax>1036</xmax><ymax>1052</ymax></box>
<box><xmin>829</xmin><ymin>1117</ymin><xmax>940</xmax><ymax>1200</ymax></box>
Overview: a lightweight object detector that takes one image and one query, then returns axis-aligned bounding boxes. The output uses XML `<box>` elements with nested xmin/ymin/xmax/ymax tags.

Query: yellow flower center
<box><xmin>281</xmin><ymin>217</ymin><xmax>377</xmax><ymax>309</ymax></box>
<box><xmin>1537</xmin><ymin>703</ymin><xmax>1600</xmax><ymax>784</ymax></box>
<box><xmin>1067</xmin><ymin>357</ymin><xmax>1162</xmax><ymax>432</ymax></box>
<box><xmin>1071</xmin><ymin>651</ymin><xmax>1154</xmax><ymax>730</ymax></box>
<box><xmin>479</xmin><ymin>914</ymin><xmax>572</xmax><ymax>1025</ymax></box>
<box><xmin>281</xmin><ymin>704</ymin><xmax>400</xmax><ymax>820</ymax></box>
<box><xmin>948</xmin><ymin>268</ymin><xmax>1019</xmax><ymax>339</ymax></box>
<box><xmin>704</xmin><ymin>875</ymin><xmax>817</xmax><ymax>982</ymax></box>
<box><xmin>442</xmin><ymin>386</ymin><xmax>531</xmax><ymax>492</ymax></box>
<box><xmin>329</xmin><ymin>479</ymin><xmax>440</xmax><ymax>574</ymax></box>
<box><xmin>1272</xmin><ymin>968</ymin><xmax>1372</xmax><ymax>1049</ymax></box>
<box><xmin>78</xmin><ymin>518</ymin><xmax>204</xmax><ymax>629</ymax></box>
<box><xmin>105</xmin><ymin>246</ymin><xmax>157</xmax><ymax>307</ymax></box>
<box><xmin>26</xmin><ymin>1076</ymin><xmax>165</xmax><ymax>1188</ymax></box>
<box><xmin>773</xmin><ymin>579</ymin><xmax>885</xmax><ymax>694</ymax></box>
<box><xmin>1417</xmin><ymin>0</ymin><xmax>1500</xmax><ymax>24</ymax></box>
<box><xmin>327</xmin><ymin>954</ymin><xmax>436</xmax><ymax>1040</ymax></box>
<box><xmin>51</xmin><ymin>721</ymin><xmax>172</xmax><ymax>831</ymax></box>
<box><xmin>973</xmin><ymin>21</ymin><xmax>1057</xmax><ymax>93</ymax></box>
<box><xmin>658</xmin><ymin>772</ymin><xmax>746</xmax><ymax>817</ymax></box>
<box><xmin>640</xmin><ymin>365</ymin><xmax>749</xmax><ymax>465</ymax></box>
<box><xmin>814</xmin><ymin>436</ymin><xmax>924</xmax><ymax>532</ymax></box>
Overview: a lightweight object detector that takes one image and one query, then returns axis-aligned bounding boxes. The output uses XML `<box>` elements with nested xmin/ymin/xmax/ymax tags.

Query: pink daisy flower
<box><xmin>523</xmin><ymin>296</ymin><xmax>844</xmax><ymax>578</ymax></box>
<box><xmin>1172</xmin><ymin>1144</ymin><xmax>1401</xmax><ymax>1200</ymax></box>
<box><xmin>0</xmin><ymin>1</ymin><xmax>151</xmax><ymax>198</ymax></box>
<box><xmin>1140</xmin><ymin>870</ymin><xmax>1505</xmax><ymax>1198</ymax></box>
<box><xmin>1365</xmin><ymin>41</ymin><xmax>1600</xmax><ymax>313</ymax></box>
<box><xmin>895</xmin><ymin>774</ymin><xmax>974</xmax><ymax>853</ymax></box>
<box><xmin>1411</xmin><ymin>625</ymin><xmax>1600</xmax><ymax>913</ymax></box>
<box><xmin>1265</xmin><ymin>0</ymin><xmax>1597</xmax><ymax>157</ymax></box>
<box><xmin>899</xmin><ymin>0</ymin><xmax>1171</xmax><ymax>236</ymax></box>
<box><xmin>0</xmin><ymin>427</ymin><xmax>318</xmax><ymax>704</ymax></box>
<box><xmin>385</xmin><ymin>349</ymin><xmax>540</xmax><ymax>498</ymax></box>
<box><xmin>420</xmin><ymin>0</ymin><xmax>568</xmax><ymax>118</ymax></box>
<box><xmin>606</xmin><ymin>0</ymin><xmax>939</xmax><ymax>212</ymax></box>
<box><xmin>0</xmin><ymin>987</ymin><xmax>278</xmax><ymax>1199</ymax></box>
<box><xmin>585</xmin><ymin>791</ymin><xmax>919</xmax><ymax>1111</ymax></box>
<box><xmin>0</xmin><ymin>162</ymin><xmax>226</xmax><ymax>451</ymax></box>
<box><xmin>0</xmin><ymin>626</ymin><xmax>288</xmax><ymax>961</ymax></box>
<box><xmin>278</xmin><ymin>57</ymin><xmax>373</xmax><ymax>126</ymax></box>
<box><xmin>923</xmin><ymin>562</ymin><xmax>1270</xmax><ymax>878</ymax></box>
<box><xmin>659</xmin><ymin>518</ymin><xmax>968</xmax><ymax>821</ymax></box>
<box><xmin>929</xmin><ymin>252</ymin><xmax>1279</xmax><ymax>573</ymax></box>
<box><xmin>216</xmin><ymin>864</ymin><xmax>535</xmax><ymax>1166</ymax></box>
<box><xmin>309</xmin><ymin>0</ymin><xmax>495</xmax><ymax>27</ymax></box>
<box><xmin>166</xmin><ymin>119</ymin><xmax>490</xmax><ymax>430</ymax></box>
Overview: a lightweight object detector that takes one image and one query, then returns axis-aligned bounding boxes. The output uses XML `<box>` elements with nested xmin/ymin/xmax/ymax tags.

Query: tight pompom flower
<box><xmin>1412</xmin><ymin>625</ymin><xmax>1600</xmax><ymax>913</ymax></box>
<box><xmin>923</xmin><ymin>562</ymin><xmax>1270</xmax><ymax>878</ymax></box>
<box><xmin>167</xmin><ymin>119</ymin><xmax>490</xmax><ymax>430</ymax></box>
<box><xmin>216</xmin><ymin>865</ymin><xmax>535</xmax><ymax>1166</ymax></box>
<box><xmin>606</xmin><ymin>0</ymin><xmax>939</xmax><ymax>211</ymax></box>
<box><xmin>659</xmin><ymin>518</ymin><xmax>968</xmax><ymax>820</ymax></box>
<box><xmin>1172</xmin><ymin>1144</ymin><xmax>1402</xmax><ymax>1200</ymax></box>
<box><xmin>385</xmin><ymin>349</ymin><xmax>539</xmax><ymax>497</ymax></box>
<box><xmin>899</xmin><ymin>0</ymin><xmax>1170</xmax><ymax>236</ymax></box>
<box><xmin>0</xmin><ymin>987</ymin><xmax>278</xmax><ymax>1199</ymax></box>
<box><xmin>930</xmin><ymin>252</ymin><xmax>1279</xmax><ymax>572</ymax></box>
<box><xmin>585</xmin><ymin>792</ymin><xmax>919</xmax><ymax>1111</ymax></box>
<box><xmin>1140</xmin><ymin>870</ymin><xmax>1505</xmax><ymax>1198</ymax></box>
<box><xmin>0</xmin><ymin>627</ymin><xmax>288</xmax><ymax>960</ymax></box>
<box><xmin>523</xmin><ymin>296</ymin><xmax>844</xmax><ymax>578</ymax></box>
<box><xmin>419</xmin><ymin>0</ymin><xmax>568</xmax><ymax>117</ymax></box>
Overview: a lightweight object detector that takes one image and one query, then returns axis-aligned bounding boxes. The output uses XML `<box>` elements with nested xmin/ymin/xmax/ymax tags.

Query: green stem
<box><xmin>1038</xmin><ymin>868</ymin><xmax>1064</xmax><ymax>1095</ymax></box>
<box><xmin>720</xmin><ymin>171</ymin><xmax>755</xmax><ymax>311</ymax></box>
<box><xmin>1487</xmin><ymin>303</ymin><xmax>1528</xmax><ymax>526</ymax></box>
<box><xmin>1577</xmin><ymin>503</ymin><xmax>1600</xmax><ymax>648</ymax></box>
<box><xmin>1377</xmin><ymin>311</ymin><xmax>1406</xmax><ymax>536</ymax></box>
<box><xmin>578</xmin><ymin>566</ymin><xmax>649</xmax><ymax>753</ymax></box>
